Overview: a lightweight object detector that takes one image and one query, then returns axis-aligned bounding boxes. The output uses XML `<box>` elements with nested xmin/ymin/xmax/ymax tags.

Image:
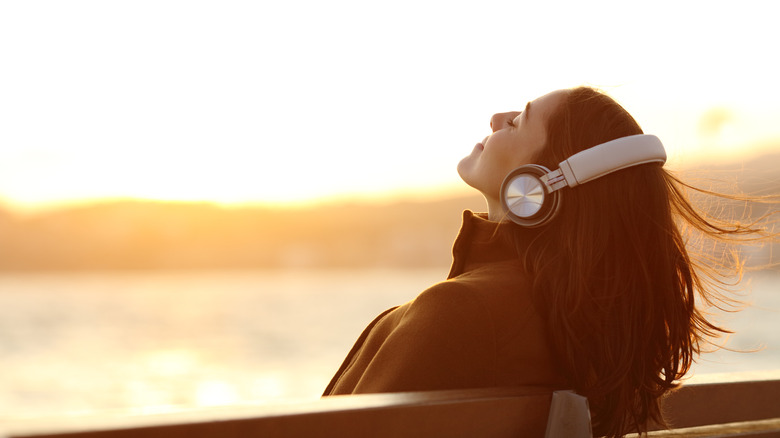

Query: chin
<box><xmin>457</xmin><ymin>172</ymin><xmax>484</xmax><ymax>196</ymax></box>
<box><xmin>457</xmin><ymin>153</ymin><xmax>478</xmax><ymax>179</ymax></box>
<box><xmin>457</xmin><ymin>173</ymin><xmax>477</xmax><ymax>193</ymax></box>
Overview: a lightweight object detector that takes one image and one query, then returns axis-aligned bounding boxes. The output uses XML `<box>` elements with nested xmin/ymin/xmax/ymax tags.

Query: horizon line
<box><xmin>0</xmin><ymin>184</ymin><xmax>483</xmax><ymax>216</ymax></box>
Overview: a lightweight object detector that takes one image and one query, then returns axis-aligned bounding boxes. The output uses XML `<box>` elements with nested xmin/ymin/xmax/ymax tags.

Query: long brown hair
<box><xmin>520</xmin><ymin>87</ymin><xmax>770</xmax><ymax>437</ymax></box>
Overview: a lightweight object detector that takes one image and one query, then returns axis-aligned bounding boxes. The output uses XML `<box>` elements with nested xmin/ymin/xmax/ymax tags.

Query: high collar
<box><xmin>447</xmin><ymin>210</ymin><xmax>528</xmax><ymax>279</ymax></box>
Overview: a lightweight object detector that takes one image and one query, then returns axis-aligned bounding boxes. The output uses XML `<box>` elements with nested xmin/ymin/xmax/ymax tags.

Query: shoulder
<box><xmin>407</xmin><ymin>279</ymin><xmax>487</xmax><ymax>320</ymax></box>
<box><xmin>437</xmin><ymin>263</ymin><xmax>541</xmax><ymax>335</ymax></box>
<box><xmin>447</xmin><ymin>262</ymin><xmax>535</xmax><ymax>307</ymax></box>
<box><xmin>348</xmin><ymin>280</ymin><xmax>498</xmax><ymax>392</ymax></box>
<box><xmin>414</xmin><ymin>279</ymin><xmax>479</xmax><ymax>305</ymax></box>
<box><xmin>394</xmin><ymin>280</ymin><xmax>497</xmax><ymax>345</ymax></box>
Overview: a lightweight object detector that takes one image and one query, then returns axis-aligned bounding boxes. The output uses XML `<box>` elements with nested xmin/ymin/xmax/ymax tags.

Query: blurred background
<box><xmin>1</xmin><ymin>0</ymin><xmax>778</xmax><ymax>421</ymax></box>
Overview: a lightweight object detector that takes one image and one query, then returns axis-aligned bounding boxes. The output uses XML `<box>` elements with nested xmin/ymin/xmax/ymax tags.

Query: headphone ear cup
<box><xmin>500</xmin><ymin>164</ymin><xmax>562</xmax><ymax>227</ymax></box>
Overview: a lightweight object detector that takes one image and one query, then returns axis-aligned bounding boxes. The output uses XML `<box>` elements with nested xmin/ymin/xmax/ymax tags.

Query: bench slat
<box><xmin>631</xmin><ymin>418</ymin><xmax>780</xmax><ymax>437</ymax></box>
<box><xmin>659</xmin><ymin>379</ymin><xmax>780</xmax><ymax>430</ymax></box>
<box><xmin>2</xmin><ymin>387</ymin><xmax>554</xmax><ymax>438</ymax></box>
<box><xmin>4</xmin><ymin>375</ymin><xmax>780</xmax><ymax>438</ymax></box>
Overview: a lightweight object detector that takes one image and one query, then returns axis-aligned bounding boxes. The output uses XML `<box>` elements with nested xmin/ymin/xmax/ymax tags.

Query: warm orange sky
<box><xmin>1</xmin><ymin>1</ymin><xmax>779</xmax><ymax>212</ymax></box>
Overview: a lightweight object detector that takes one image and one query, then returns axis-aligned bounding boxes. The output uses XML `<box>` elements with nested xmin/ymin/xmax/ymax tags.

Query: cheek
<box><xmin>491</xmin><ymin>143</ymin><xmax>525</xmax><ymax>175</ymax></box>
<box><xmin>502</xmin><ymin>140</ymin><xmax>542</xmax><ymax>171</ymax></box>
<box><xmin>478</xmin><ymin>150</ymin><xmax>518</xmax><ymax>197</ymax></box>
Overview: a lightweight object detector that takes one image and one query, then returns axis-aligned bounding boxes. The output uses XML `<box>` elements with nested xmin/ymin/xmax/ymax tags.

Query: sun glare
<box><xmin>195</xmin><ymin>380</ymin><xmax>240</xmax><ymax>407</ymax></box>
<box><xmin>1</xmin><ymin>1</ymin><xmax>779</xmax><ymax>212</ymax></box>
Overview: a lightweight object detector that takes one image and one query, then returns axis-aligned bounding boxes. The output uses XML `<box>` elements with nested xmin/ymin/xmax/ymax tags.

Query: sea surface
<box><xmin>0</xmin><ymin>268</ymin><xmax>778</xmax><ymax>421</ymax></box>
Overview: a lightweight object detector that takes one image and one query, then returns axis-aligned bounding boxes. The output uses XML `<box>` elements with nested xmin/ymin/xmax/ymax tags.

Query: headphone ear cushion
<box><xmin>500</xmin><ymin>164</ymin><xmax>562</xmax><ymax>227</ymax></box>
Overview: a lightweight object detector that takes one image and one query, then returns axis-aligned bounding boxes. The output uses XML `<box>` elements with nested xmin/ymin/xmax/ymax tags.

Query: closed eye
<box><xmin>507</xmin><ymin>113</ymin><xmax>523</xmax><ymax>127</ymax></box>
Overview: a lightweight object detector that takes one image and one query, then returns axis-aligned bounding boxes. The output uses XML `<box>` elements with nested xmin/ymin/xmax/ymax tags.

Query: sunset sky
<box><xmin>1</xmin><ymin>1</ymin><xmax>779</xmax><ymax>212</ymax></box>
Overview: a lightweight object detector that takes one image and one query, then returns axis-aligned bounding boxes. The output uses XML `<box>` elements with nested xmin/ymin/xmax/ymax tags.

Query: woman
<box><xmin>323</xmin><ymin>87</ymin><xmax>764</xmax><ymax>437</ymax></box>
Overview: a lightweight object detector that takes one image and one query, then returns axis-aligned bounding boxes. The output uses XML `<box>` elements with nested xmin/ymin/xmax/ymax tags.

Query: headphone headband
<box><xmin>543</xmin><ymin>134</ymin><xmax>666</xmax><ymax>192</ymax></box>
<box><xmin>501</xmin><ymin>134</ymin><xmax>667</xmax><ymax>227</ymax></box>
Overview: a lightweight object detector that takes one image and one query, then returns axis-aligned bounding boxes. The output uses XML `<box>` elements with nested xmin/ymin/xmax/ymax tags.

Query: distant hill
<box><xmin>0</xmin><ymin>194</ymin><xmax>486</xmax><ymax>270</ymax></box>
<box><xmin>0</xmin><ymin>154</ymin><xmax>777</xmax><ymax>271</ymax></box>
<box><xmin>680</xmin><ymin>150</ymin><xmax>780</xmax><ymax>196</ymax></box>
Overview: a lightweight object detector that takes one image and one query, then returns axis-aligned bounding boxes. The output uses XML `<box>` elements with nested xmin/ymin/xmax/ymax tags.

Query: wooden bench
<box><xmin>641</xmin><ymin>371</ymin><xmax>780</xmax><ymax>438</ymax></box>
<box><xmin>2</xmin><ymin>372</ymin><xmax>779</xmax><ymax>438</ymax></box>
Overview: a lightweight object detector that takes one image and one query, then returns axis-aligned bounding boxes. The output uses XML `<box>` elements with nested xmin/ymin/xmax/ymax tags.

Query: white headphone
<box><xmin>500</xmin><ymin>134</ymin><xmax>666</xmax><ymax>227</ymax></box>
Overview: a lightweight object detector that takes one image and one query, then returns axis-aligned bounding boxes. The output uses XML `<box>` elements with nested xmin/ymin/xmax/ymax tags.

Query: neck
<box><xmin>484</xmin><ymin>195</ymin><xmax>507</xmax><ymax>222</ymax></box>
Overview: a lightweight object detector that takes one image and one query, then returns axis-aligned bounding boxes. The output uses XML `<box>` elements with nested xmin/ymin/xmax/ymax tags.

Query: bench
<box><xmin>2</xmin><ymin>371</ymin><xmax>779</xmax><ymax>438</ymax></box>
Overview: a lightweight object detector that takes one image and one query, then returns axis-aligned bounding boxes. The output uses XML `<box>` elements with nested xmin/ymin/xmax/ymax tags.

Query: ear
<box><xmin>501</xmin><ymin>164</ymin><xmax>562</xmax><ymax>228</ymax></box>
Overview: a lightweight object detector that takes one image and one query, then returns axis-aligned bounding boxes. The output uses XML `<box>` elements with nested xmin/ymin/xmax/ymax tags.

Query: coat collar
<box><xmin>447</xmin><ymin>210</ymin><xmax>529</xmax><ymax>279</ymax></box>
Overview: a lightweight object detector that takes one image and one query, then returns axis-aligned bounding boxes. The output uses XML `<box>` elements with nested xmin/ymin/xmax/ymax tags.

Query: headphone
<box><xmin>500</xmin><ymin>134</ymin><xmax>666</xmax><ymax>227</ymax></box>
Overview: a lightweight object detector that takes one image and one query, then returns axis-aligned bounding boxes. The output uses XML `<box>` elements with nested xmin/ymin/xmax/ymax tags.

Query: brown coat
<box><xmin>324</xmin><ymin>211</ymin><xmax>566</xmax><ymax>395</ymax></box>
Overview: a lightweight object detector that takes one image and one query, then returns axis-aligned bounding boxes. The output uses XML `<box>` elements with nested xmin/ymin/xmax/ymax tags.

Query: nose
<box><xmin>490</xmin><ymin>111</ymin><xmax>521</xmax><ymax>132</ymax></box>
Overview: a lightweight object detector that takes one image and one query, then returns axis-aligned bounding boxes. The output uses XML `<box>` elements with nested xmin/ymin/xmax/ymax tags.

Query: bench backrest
<box><xmin>3</xmin><ymin>375</ymin><xmax>779</xmax><ymax>438</ymax></box>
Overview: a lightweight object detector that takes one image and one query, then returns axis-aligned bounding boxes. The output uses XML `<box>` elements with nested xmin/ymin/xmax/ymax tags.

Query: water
<box><xmin>0</xmin><ymin>269</ymin><xmax>778</xmax><ymax>420</ymax></box>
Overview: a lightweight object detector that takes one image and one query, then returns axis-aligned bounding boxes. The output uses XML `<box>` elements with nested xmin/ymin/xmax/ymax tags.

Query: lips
<box><xmin>476</xmin><ymin>136</ymin><xmax>489</xmax><ymax>151</ymax></box>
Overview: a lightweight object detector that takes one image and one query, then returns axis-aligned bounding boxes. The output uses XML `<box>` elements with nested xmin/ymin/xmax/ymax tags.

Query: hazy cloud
<box><xmin>698</xmin><ymin>107</ymin><xmax>734</xmax><ymax>138</ymax></box>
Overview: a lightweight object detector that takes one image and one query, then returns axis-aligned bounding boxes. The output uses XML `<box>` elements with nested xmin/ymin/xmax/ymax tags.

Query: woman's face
<box><xmin>458</xmin><ymin>89</ymin><xmax>567</xmax><ymax>204</ymax></box>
